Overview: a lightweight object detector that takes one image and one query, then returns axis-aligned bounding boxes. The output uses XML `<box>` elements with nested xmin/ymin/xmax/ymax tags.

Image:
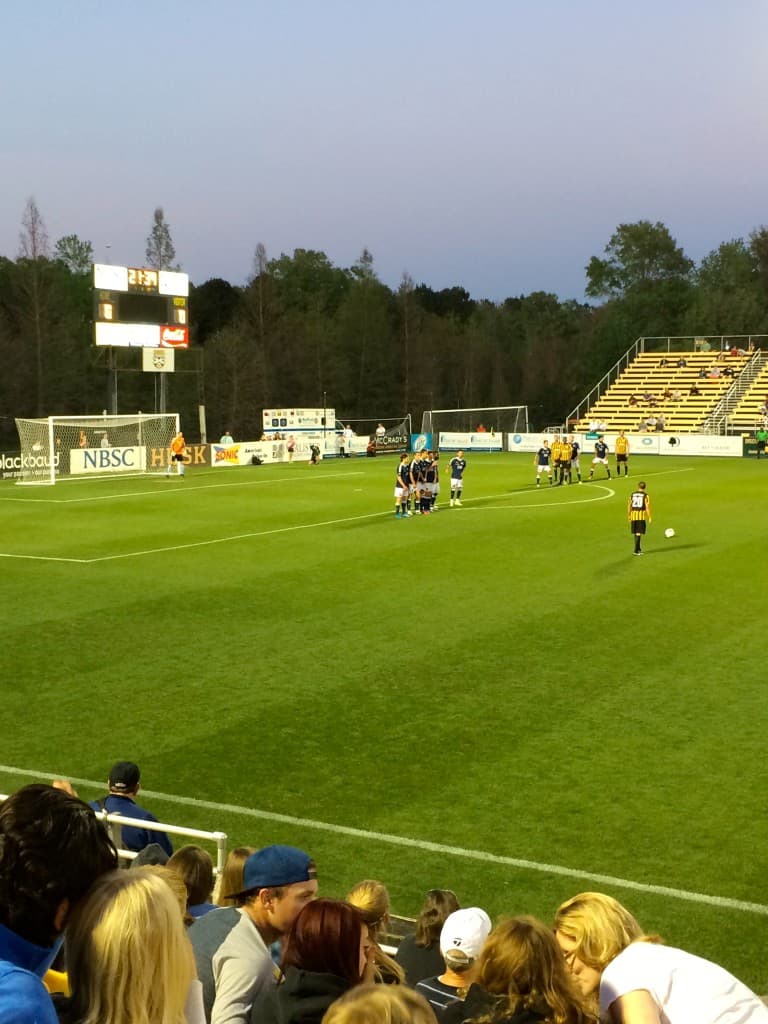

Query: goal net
<box><xmin>420</xmin><ymin>406</ymin><xmax>528</xmax><ymax>448</ymax></box>
<box><xmin>14</xmin><ymin>413</ymin><xmax>180</xmax><ymax>485</ymax></box>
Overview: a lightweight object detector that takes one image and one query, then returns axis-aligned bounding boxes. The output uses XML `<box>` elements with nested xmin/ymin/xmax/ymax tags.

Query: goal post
<box><xmin>421</xmin><ymin>405</ymin><xmax>529</xmax><ymax>449</ymax></box>
<box><xmin>14</xmin><ymin>413</ymin><xmax>180</xmax><ymax>485</ymax></box>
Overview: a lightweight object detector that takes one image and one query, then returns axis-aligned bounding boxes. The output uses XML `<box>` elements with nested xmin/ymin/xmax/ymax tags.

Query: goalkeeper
<box><xmin>167</xmin><ymin>430</ymin><xmax>187</xmax><ymax>477</ymax></box>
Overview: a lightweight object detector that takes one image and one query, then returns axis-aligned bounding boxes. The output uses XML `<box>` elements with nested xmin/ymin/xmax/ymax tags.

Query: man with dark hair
<box><xmin>88</xmin><ymin>761</ymin><xmax>172</xmax><ymax>857</ymax></box>
<box><xmin>190</xmin><ymin>844</ymin><xmax>317</xmax><ymax>1024</ymax></box>
<box><xmin>0</xmin><ymin>784</ymin><xmax>117</xmax><ymax>1024</ymax></box>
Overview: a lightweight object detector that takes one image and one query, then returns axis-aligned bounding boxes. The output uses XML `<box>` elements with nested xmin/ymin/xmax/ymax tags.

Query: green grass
<box><xmin>1</xmin><ymin>452</ymin><xmax>766</xmax><ymax>991</ymax></box>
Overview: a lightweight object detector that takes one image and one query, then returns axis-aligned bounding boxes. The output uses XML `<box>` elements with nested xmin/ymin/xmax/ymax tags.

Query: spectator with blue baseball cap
<box><xmin>189</xmin><ymin>844</ymin><xmax>317</xmax><ymax>1024</ymax></box>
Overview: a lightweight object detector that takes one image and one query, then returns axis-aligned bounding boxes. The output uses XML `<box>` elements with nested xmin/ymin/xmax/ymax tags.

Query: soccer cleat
<box><xmin>405</xmin><ymin>511</ymin><xmax>413</xmax><ymax>517</ymax></box>
<box><xmin>455</xmin><ymin>499</ymin><xmax>462</xmax><ymax>506</ymax></box>
<box><xmin>395</xmin><ymin>513</ymin><xmax>402</xmax><ymax>518</ymax></box>
<box><xmin>449</xmin><ymin>499</ymin><xmax>454</xmax><ymax>506</ymax></box>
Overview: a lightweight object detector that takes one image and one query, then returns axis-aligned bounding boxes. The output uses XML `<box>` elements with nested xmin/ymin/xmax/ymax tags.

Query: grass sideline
<box><xmin>1</xmin><ymin>451</ymin><xmax>766</xmax><ymax>991</ymax></box>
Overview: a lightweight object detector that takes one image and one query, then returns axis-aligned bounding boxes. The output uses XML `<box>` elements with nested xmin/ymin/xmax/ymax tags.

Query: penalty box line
<box><xmin>0</xmin><ymin>764</ymin><xmax>765</xmax><ymax>917</ymax></box>
<box><xmin>0</xmin><ymin>470</ymin><xmax>364</xmax><ymax>505</ymax></box>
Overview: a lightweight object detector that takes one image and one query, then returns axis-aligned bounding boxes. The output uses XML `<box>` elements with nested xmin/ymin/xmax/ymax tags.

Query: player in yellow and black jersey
<box><xmin>628</xmin><ymin>480</ymin><xmax>651</xmax><ymax>555</ymax></box>
<box><xmin>615</xmin><ymin>430</ymin><xmax>630</xmax><ymax>476</ymax></box>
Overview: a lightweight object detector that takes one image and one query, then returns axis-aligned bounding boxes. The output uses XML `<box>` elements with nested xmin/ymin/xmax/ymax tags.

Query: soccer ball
<box><xmin>664</xmin><ymin>528</ymin><xmax>675</xmax><ymax>538</ymax></box>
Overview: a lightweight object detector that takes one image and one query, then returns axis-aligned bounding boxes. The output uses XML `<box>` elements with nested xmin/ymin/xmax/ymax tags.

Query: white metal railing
<box><xmin>0</xmin><ymin>793</ymin><xmax>228</xmax><ymax>875</ymax></box>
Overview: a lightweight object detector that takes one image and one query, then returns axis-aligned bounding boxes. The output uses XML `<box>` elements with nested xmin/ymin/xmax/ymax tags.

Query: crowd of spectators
<box><xmin>1</xmin><ymin>776</ymin><xmax>766</xmax><ymax>1024</ymax></box>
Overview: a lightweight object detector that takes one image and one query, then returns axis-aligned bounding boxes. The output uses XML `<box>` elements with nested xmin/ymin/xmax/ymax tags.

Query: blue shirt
<box><xmin>88</xmin><ymin>794</ymin><xmax>173</xmax><ymax>856</ymax></box>
<box><xmin>449</xmin><ymin>458</ymin><xmax>466</xmax><ymax>478</ymax></box>
<box><xmin>0</xmin><ymin>924</ymin><xmax>60</xmax><ymax>1024</ymax></box>
<box><xmin>536</xmin><ymin>447</ymin><xmax>551</xmax><ymax>466</ymax></box>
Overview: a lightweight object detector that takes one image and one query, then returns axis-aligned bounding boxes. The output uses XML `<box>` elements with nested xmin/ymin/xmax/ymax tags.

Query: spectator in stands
<box><xmin>722</xmin><ymin>365</ymin><xmax>735</xmax><ymax>377</ymax></box>
<box><xmin>644</xmin><ymin>415</ymin><xmax>657</xmax><ymax>432</ymax></box>
<box><xmin>346</xmin><ymin>880</ymin><xmax>404</xmax><ymax>985</ymax></box>
<box><xmin>655</xmin><ymin>414</ymin><xmax>666</xmax><ymax>432</ymax></box>
<box><xmin>58</xmin><ymin>870</ymin><xmax>195</xmax><ymax>1024</ymax></box>
<box><xmin>689</xmin><ymin>384</ymin><xmax>701</xmax><ymax>396</ymax></box>
<box><xmin>250</xmin><ymin>899</ymin><xmax>373</xmax><ymax>1024</ymax></box>
<box><xmin>698</xmin><ymin>368</ymin><xmax>708</xmax><ymax>379</ymax></box>
<box><xmin>168</xmin><ymin>845</ymin><xmax>217</xmax><ymax>920</ymax></box>
<box><xmin>0</xmin><ymin>784</ymin><xmax>117</xmax><ymax>1024</ymax></box>
<box><xmin>322</xmin><ymin>984</ymin><xmax>438</xmax><ymax>1024</ymax></box>
<box><xmin>676</xmin><ymin>357</ymin><xmax>687</xmax><ymax>367</ymax></box>
<box><xmin>708</xmin><ymin>365</ymin><xmax>721</xmax><ymax>378</ymax></box>
<box><xmin>671</xmin><ymin>389</ymin><xmax>682</xmax><ymax>401</ymax></box>
<box><xmin>553</xmin><ymin>891</ymin><xmax>768</xmax><ymax>1024</ymax></box>
<box><xmin>658</xmin><ymin>357</ymin><xmax>669</xmax><ymax>366</ymax></box>
<box><xmin>89</xmin><ymin>761</ymin><xmax>172</xmax><ymax>858</ymax></box>
<box><xmin>662</xmin><ymin>387</ymin><xmax>671</xmax><ymax>400</ymax></box>
<box><xmin>394</xmin><ymin>888</ymin><xmax>460</xmax><ymax>986</ymax></box>
<box><xmin>628</xmin><ymin>395</ymin><xmax>638</xmax><ymax>407</ymax></box>
<box><xmin>189</xmin><ymin>844</ymin><xmax>317</xmax><ymax>1024</ymax></box>
<box><xmin>442</xmin><ymin>915</ymin><xmax>594</xmax><ymax>1024</ymax></box>
<box><xmin>140</xmin><ymin>863</ymin><xmax>194</xmax><ymax>926</ymax></box>
<box><xmin>213</xmin><ymin>847</ymin><xmax>256</xmax><ymax>907</ymax></box>
<box><xmin>415</xmin><ymin>907</ymin><xmax>491</xmax><ymax>1015</ymax></box>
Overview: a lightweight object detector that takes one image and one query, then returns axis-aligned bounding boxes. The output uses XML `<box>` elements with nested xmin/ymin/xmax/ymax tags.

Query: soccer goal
<box><xmin>421</xmin><ymin>405</ymin><xmax>528</xmax><ymax>447</ymax></box>
<box><xmin>14</xmin><ymin>413</ymin><xmax>180</xmax><ymax>485</ymax></box>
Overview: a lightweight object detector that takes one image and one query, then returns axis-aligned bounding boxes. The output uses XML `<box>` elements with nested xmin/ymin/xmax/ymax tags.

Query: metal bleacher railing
<box><xmin>0</xmin><ymin>793</ymin><xmax>228</xmax><ymax>876</ymax></box>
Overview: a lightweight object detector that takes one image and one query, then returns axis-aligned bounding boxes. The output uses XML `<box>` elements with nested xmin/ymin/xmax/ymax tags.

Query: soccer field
<box><xmin>1</xmin><ymin>452</ymin><xmax>766</xmax><ymax>991</ymax></box>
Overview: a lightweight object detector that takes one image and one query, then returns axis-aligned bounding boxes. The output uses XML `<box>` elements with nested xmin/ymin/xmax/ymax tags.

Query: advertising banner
<box><xmin>439</xmin><ymin>431</ymin><xmax>502</xmax><ymax>451</ymax></box>
<box><xmin>262</xmin><ymin>408</ymin><xmax>335</xmax><ymax>431</ymax></box>
<box><xmin>70</xmin><ymin>447</ymin><xmax>146</xmax><ymax>475</ymax></box>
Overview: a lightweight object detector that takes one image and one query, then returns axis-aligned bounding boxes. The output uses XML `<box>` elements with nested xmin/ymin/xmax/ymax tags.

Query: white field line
<box><xmin>0</xmin><ymin>471</ymin><xmax>364</xmax><ymax>504</ymax></box>
<box><xmin>0</xmin><ymin>468</ymin><xmax>694</xmax><ymax>564</ymax></box>
<box><xmin>0</xmin><ymin>764</ymin><xmax>764</xmax><ymax>916</ymax></box>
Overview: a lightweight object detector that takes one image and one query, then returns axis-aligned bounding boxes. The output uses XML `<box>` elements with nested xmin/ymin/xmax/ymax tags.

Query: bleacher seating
<box><xmin>574</xmin><ymin>351</ymin><xmax>749</xmax><ymax>433</ymax></box>
<box><xmin>728</xmin><ymin>362</ymin><xmax>768</xmax><ymax>429</ymax></box>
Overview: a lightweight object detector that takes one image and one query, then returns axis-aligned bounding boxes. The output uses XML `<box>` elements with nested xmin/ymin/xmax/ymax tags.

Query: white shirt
<box><xmin>600</xmin><ymin>942</ymin><xmax>768</xmax><ymax>1023</ymax></box>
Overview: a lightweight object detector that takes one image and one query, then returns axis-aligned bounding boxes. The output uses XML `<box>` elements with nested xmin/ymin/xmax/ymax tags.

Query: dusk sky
<box><xmin>3</xmin><ymin>1</ymin><xmax>766</xmax><ymax>302</ymax></box>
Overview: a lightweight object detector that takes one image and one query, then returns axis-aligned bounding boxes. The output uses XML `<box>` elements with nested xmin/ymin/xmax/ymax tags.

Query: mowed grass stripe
<box><xmin>1</xmin><ymin>764</ymin><xmax>766</xmax><ymax>917</ymax></box>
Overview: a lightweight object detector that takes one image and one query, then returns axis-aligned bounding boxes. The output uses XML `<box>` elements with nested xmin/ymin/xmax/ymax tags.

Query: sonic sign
<box><xmin>92</xmin><ymin>264</ymin><xmax>190</xmax><ymax>348</ymax></box>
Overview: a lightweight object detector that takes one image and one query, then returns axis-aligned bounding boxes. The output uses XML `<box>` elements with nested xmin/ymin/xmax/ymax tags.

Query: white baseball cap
<box><xmin>440</xmin><ymin>907</ymin><xmax>492</xmax><ymax>962</ymax></box>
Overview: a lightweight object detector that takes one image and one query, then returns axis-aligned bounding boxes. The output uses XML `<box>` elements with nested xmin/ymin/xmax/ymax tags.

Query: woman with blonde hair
<box><xmin>553</xmin><ymin>891</ymin><xmax>768</xmax><ymax>1023</ymax></box>
<box><xmin>395</xmin><ymin>888</ymin><xmax>460</xmax><ymax>985</ymax></box>
<box><xmin>322</xmin><ymin>982</ymin><xmax>438</xmax><ymax>1024</ymax></box>
<box><xmin>442</xmin><ymin>915</ymin><xmax>595</xmax><ymax>1024</ymax></box>
<box><xmin>57</xmin><ymin>869</ymin><xmax>195</xmax><ymax>1024</ymax></box>
<box><xmin>213</xmin><ymin>846</ymin><xmax>255</xmax><ymax>907</ymax></box>
<box><xmin>346</xmin><ymin>880</ymin><xmax>405</xmax><ymax>985</ymax></box>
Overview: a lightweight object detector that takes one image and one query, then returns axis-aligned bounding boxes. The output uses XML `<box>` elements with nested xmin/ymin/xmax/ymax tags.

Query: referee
<box><xmin>628</xmin><ymin>480</ymin><xmax>652</xmax><ymax>555</ymax></box>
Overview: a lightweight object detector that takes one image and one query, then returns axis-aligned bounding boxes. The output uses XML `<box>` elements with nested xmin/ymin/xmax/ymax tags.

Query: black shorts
<box><xmin>630</xmin><ymin>521</ymin><xmax>647</xmax><ymax>535</ymax></box>
<box><xmin>173</xmin><ymin>453</ymin><xmax>184</xmax><ymax>462</ymax></box>
<box><xmin>757</xmin><ymin>441</ymin><xmax>766</xmax><ymax>452</ymax></box>
<box><xmin>617</xmin><ymin>454</ymin><xmax>628</xmax><ymax>463</ymax></box>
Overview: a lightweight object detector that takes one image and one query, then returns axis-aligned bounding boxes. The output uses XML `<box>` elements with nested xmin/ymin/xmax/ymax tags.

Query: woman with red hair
<box><xmin>250</xmin><ymin>899</ymin><xmax>373</xmax><ymax>1024</ymax></box>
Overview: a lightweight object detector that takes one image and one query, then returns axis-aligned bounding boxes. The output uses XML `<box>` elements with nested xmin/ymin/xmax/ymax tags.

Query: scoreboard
<box><xmin>93</xmin><ymin>264</ymin><xmax>190</xmax><ymax>348</ymax></box>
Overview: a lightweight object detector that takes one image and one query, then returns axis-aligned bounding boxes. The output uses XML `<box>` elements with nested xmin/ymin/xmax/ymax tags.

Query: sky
<box><xmin>2</xmin><ymin>0</ymin><xmax>767</xmax><ymax>302</ymax></box>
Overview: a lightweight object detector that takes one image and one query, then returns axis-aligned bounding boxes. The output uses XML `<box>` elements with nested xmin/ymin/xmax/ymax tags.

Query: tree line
<box><xmin>1</xmin><ymin>199</ymin><xmax>767</xmax><ymax>447</ymax></box>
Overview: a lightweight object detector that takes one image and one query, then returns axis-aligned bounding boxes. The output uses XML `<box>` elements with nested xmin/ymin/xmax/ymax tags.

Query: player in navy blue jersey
<box><xmin>588</xmin><ymin>436</ymin><xmax>611</xmax><ymax>480</ymax></box>
<box><xmin>449</xmin><ymin>451</ymin><xmax>466</xmax><ymax>507</ymax></box>
<box><xmin>425</xmin><ymin>451</ymin><xmax>439</xmax><ymax>510</ymax></box>
<box><xmin>417</xmin><ymin>451</ymin><xmax>432</xmax><ymax>514</ymax></box>
<box><xmin>395</xmin><ymin>452</ymin><xmax>412</xmax><ymax>518</ymax></box>
<box><xmin>569</xmin><ymin>434</ymin><xmax>582</xmax><ymax>484</ymax></box>
<box><xmin>535</xmin><ymin>441</ymin><xmax>553</xmax><ymax>486</ymax></box>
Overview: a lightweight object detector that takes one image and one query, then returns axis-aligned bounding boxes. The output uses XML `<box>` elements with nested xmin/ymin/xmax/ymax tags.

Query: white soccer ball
<box><xmin>664</xmin><ymin>528</ymin><xmax>675</xmax><ymax>538</ymax></box>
